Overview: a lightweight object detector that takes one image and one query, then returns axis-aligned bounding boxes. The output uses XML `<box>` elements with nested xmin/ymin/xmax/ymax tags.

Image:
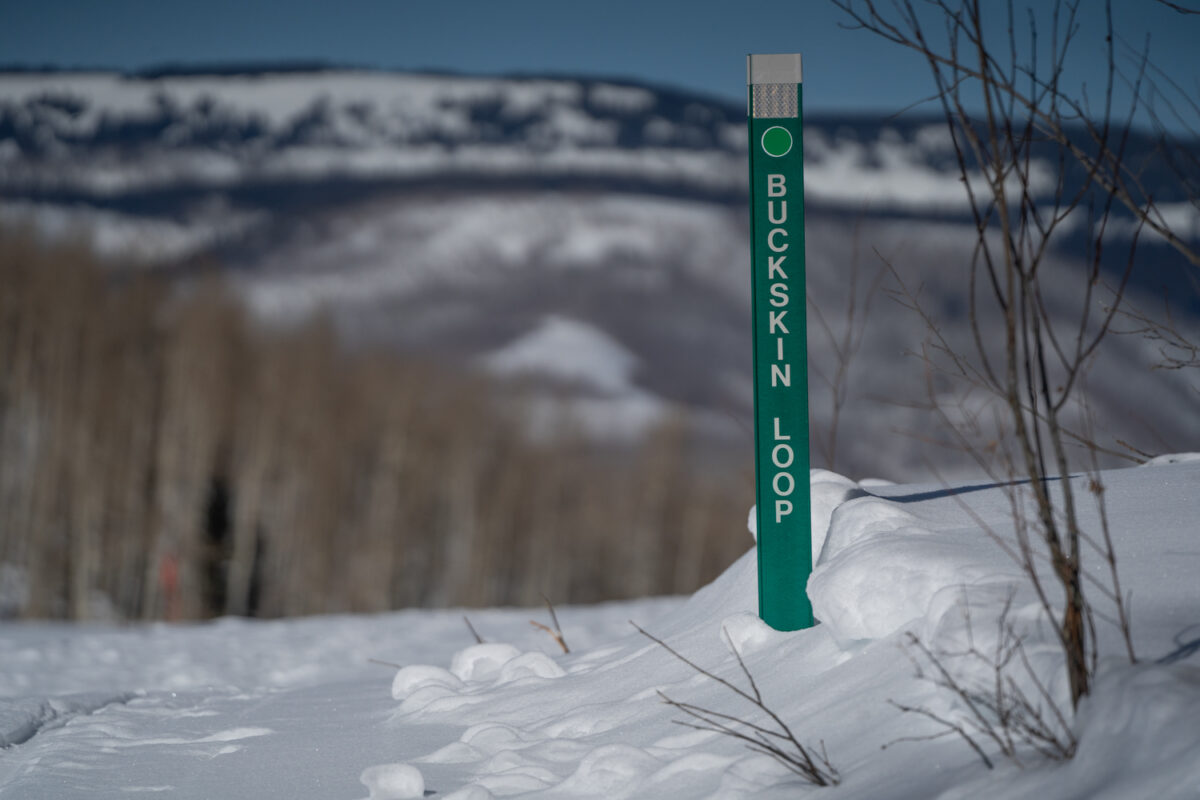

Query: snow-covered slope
<box><xmin>2</xmin><ymin>460</ymin><xmax>1197</xmax><ymax>798</ymax></box>
<box><xmin>2</xmin><ymin>68</ymin><xmax>1197</xmax><ymax>479</ymax></box>
<box><xmin>0</xmin><ymin>70</ymin><xmax>743</xmax><ymax>197</ymax></box>
<box><xmin>5</xmin><ymin>69</ymin><xmax>1192</xmax><ymax>214</ymax></box>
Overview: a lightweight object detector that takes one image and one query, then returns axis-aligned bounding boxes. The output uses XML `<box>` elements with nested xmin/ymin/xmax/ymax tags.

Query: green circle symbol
<box><xmin>761</xmin><ymin>126</ymin><xmax>793</xmax><ymax>157</ymax></box>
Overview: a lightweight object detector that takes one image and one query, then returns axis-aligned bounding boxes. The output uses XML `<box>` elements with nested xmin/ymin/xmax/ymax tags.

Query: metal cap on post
<box><xmin>746</xmin><ymin>53</ymin><xmax>812</xmax><ymax>632</ymax></box>
<box><xmin>747</xmin><ymin>54</ymin><xmax>802</xmax><ymax>119</ymax></box>
<box><xmin>747</xmin><ymin>53</ymin><xmax>803</xmax><ymax>85</ymax></box>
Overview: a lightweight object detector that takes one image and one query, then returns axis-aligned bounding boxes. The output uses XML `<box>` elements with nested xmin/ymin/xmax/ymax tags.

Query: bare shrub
<box><xmin>832</xmin><ymin>0</ymin><xmax>1186</xmax><ymax>713</ymax></box>
<box><xmin>886</xmin><ymin>591</ymin><xmax>1076</xmax><ymax>769</ymax></box>
<box><xmin>633</xmin><ymin>622</ymin><xmax>840</xmax><ymax>787</ymax></box>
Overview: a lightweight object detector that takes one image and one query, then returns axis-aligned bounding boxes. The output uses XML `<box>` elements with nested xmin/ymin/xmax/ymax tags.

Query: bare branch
<box><xmin>887</xmin><ymin>596</ymin><xmax>1077</xmax><ymax>769</ymax></box>
<box><xmin>634</xmin><ymin>622</ymin><xmax>840</xmax><ymax>786</ymax></box>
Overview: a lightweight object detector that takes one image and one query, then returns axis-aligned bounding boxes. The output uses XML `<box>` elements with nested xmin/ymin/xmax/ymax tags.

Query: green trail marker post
<box><xmin>747</xmin><ymin>53</ymin><xmax>812</xmax><ymax>631</ymax></box>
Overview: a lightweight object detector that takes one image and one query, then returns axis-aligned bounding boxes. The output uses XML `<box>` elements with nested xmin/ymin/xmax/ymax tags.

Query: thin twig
<box><xmin>530</xmin><ymin>594</ymin><xmax>569</xmax><ymax>654</ymax></box>
<box><xmin>368</xmin><ymin>657</ymin><xmax>404</xmax><ymax>669</ymax></box>
<box><xmin>463</xmin><ymin>615</ymin><xmax>484</xmax><ymax>645</ymax></box>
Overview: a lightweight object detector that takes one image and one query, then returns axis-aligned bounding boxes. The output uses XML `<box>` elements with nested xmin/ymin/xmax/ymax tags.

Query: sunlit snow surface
<box><xmin>2</xmin><ymin>461</ymin><xmax>1198</xmax><ymax>799</ymax></box>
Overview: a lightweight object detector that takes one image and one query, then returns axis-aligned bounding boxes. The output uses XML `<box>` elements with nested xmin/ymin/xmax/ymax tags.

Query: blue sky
<box><xmin>2</xmin><ymin>0</ymin><xmax>1197</xmax><ymax>122</ymax></box>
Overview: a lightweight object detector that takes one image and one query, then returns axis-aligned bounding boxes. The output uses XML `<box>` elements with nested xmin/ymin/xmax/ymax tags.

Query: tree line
<box><xmin>0</xmin><ymin>230</ymin><xmax>752</xmax><ymax>620</ymax></box>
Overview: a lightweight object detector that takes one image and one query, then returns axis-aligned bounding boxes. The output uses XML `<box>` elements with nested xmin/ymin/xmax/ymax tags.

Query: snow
<box><xmin>391</xmin><ymin>665</ymin><xmax>465</xmax><ymax>701</ymax></box>
<box><xmin>242</xmin><ymin>194</ymin><xmax>744</xmax><ymax>321</ymax></box>
<box><xmin>0</xmin><ymin>199</ymin><xmax>264</xmax><ymax>264</ymax></box>
<box><xmin>480</xmin><ymin>315</ymin><xmax>671</xmax><ymax>441</ymax></box>
<box><xmin>1143</xmin><ymin>451</ymin><xmax>1200</xmax><ymax>466</ymax></box>
<box><xmin>2</xmin><ymin>70</ymin><xmax>1028</xmax><ymax>216</ymax></box>
<box><xmin>450</xmin><ymin>643</ymin><xmax>526</xmax><ymax>683</ymax></box>
<box><xmin>519</xmin><ymin>390</ymin><xmax>668</xmax><ymax>442</ymax></box>
<box><xmin>359</xmin><ymin>763</ymin><xmax>425</xmax><ymax>800</ymax></box>
<box><xmin>0</xmin><ymin>71</ymin><xmax>745</xmax><ymax>197</ymax></box>
<box><xmin>484</xmin><ymin>315</ymin><xmax>638</xmax><ymax>395</ymax></box>
<box><xmin>803</xmin><ymin>127</ymin><xmax>1055</xmax><ymax>211</ymax></box>
<box><xmin>1</xmin><ymin>460</ymin><xmax>1197</xmax><ymax>798</ymax></box>
<box><xmin>1108</xmin><ymin>201</ymin><xmax>1200</xmax><ymax>241</ymax></box>
<box><xmin>587</xmin><ymin>83</ymin><xmax>656</xmax><ymax>115</ymax></box>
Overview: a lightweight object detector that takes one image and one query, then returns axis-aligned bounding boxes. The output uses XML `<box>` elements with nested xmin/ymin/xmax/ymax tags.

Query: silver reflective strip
<box><xmin>751</xmin><ymin>83</ymin><xmax>798</xmax><ymax>119</ymax></box>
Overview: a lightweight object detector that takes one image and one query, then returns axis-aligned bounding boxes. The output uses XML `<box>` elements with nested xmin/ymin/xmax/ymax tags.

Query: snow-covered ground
<box><xmin>2</xmin><ymin>460</ymin><xmax>1198</xmax><ymax>799</ymax></box>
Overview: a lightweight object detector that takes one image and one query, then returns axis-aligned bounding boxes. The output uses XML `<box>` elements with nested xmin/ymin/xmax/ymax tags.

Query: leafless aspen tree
<box><xmin>0</xmin><ymin>228</ymin><xmax>752</xmax><ymax>620</ymax></box>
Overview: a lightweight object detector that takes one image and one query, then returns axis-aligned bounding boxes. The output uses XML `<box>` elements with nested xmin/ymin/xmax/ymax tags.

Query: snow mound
<box><xmin>810</xmin><ymin>469</ymin><xmax>866</xmax><ymax>561</ymax></box>
<box><xmin>449</xmin><ymin>643</ymin><xmax>523</xmax><ymax>683</ymax></box>
<box><xmin>391</xmin><ymin>665</ymin><xmax>464</xmax><ymax>700</ymax></box>
<box><xmin>809</xmin><ymin>488</ymin><xmax>1018</xmax><ymax>644</ymax></box>
<box><xmin>359</xmin><ymin>763</ymin><xmax>424</xmax><ymax>800</ymax></box>
<box><xmin>495</xmin><ymin>651</ymin><xmax>566</xmax><ymax>683</ymax></box>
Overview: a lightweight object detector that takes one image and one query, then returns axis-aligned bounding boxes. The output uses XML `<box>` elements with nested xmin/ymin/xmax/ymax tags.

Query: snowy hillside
<box><xmin>0</xmin><ymin>70</ymin><xmax>743</xmax><ymax>198</ymax></box>
<box><xmin>5</xmin><ymin>69</ymin><xmax>1193</xmax><ymax>212</ymax></box>
<box><xmin>2</xmin><ymin>460</ymin><xmax>1197</xmax><ymax>798</ymax></box>
<box><xmin>2</xmin><ymin>67</ymin><xmax>1197</xmax><ymax>480</ymax></box>
<box><xmin>7</xmin><ymin>69</ymin><xmax>1194</xmax><ymax>237</ymax></box>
